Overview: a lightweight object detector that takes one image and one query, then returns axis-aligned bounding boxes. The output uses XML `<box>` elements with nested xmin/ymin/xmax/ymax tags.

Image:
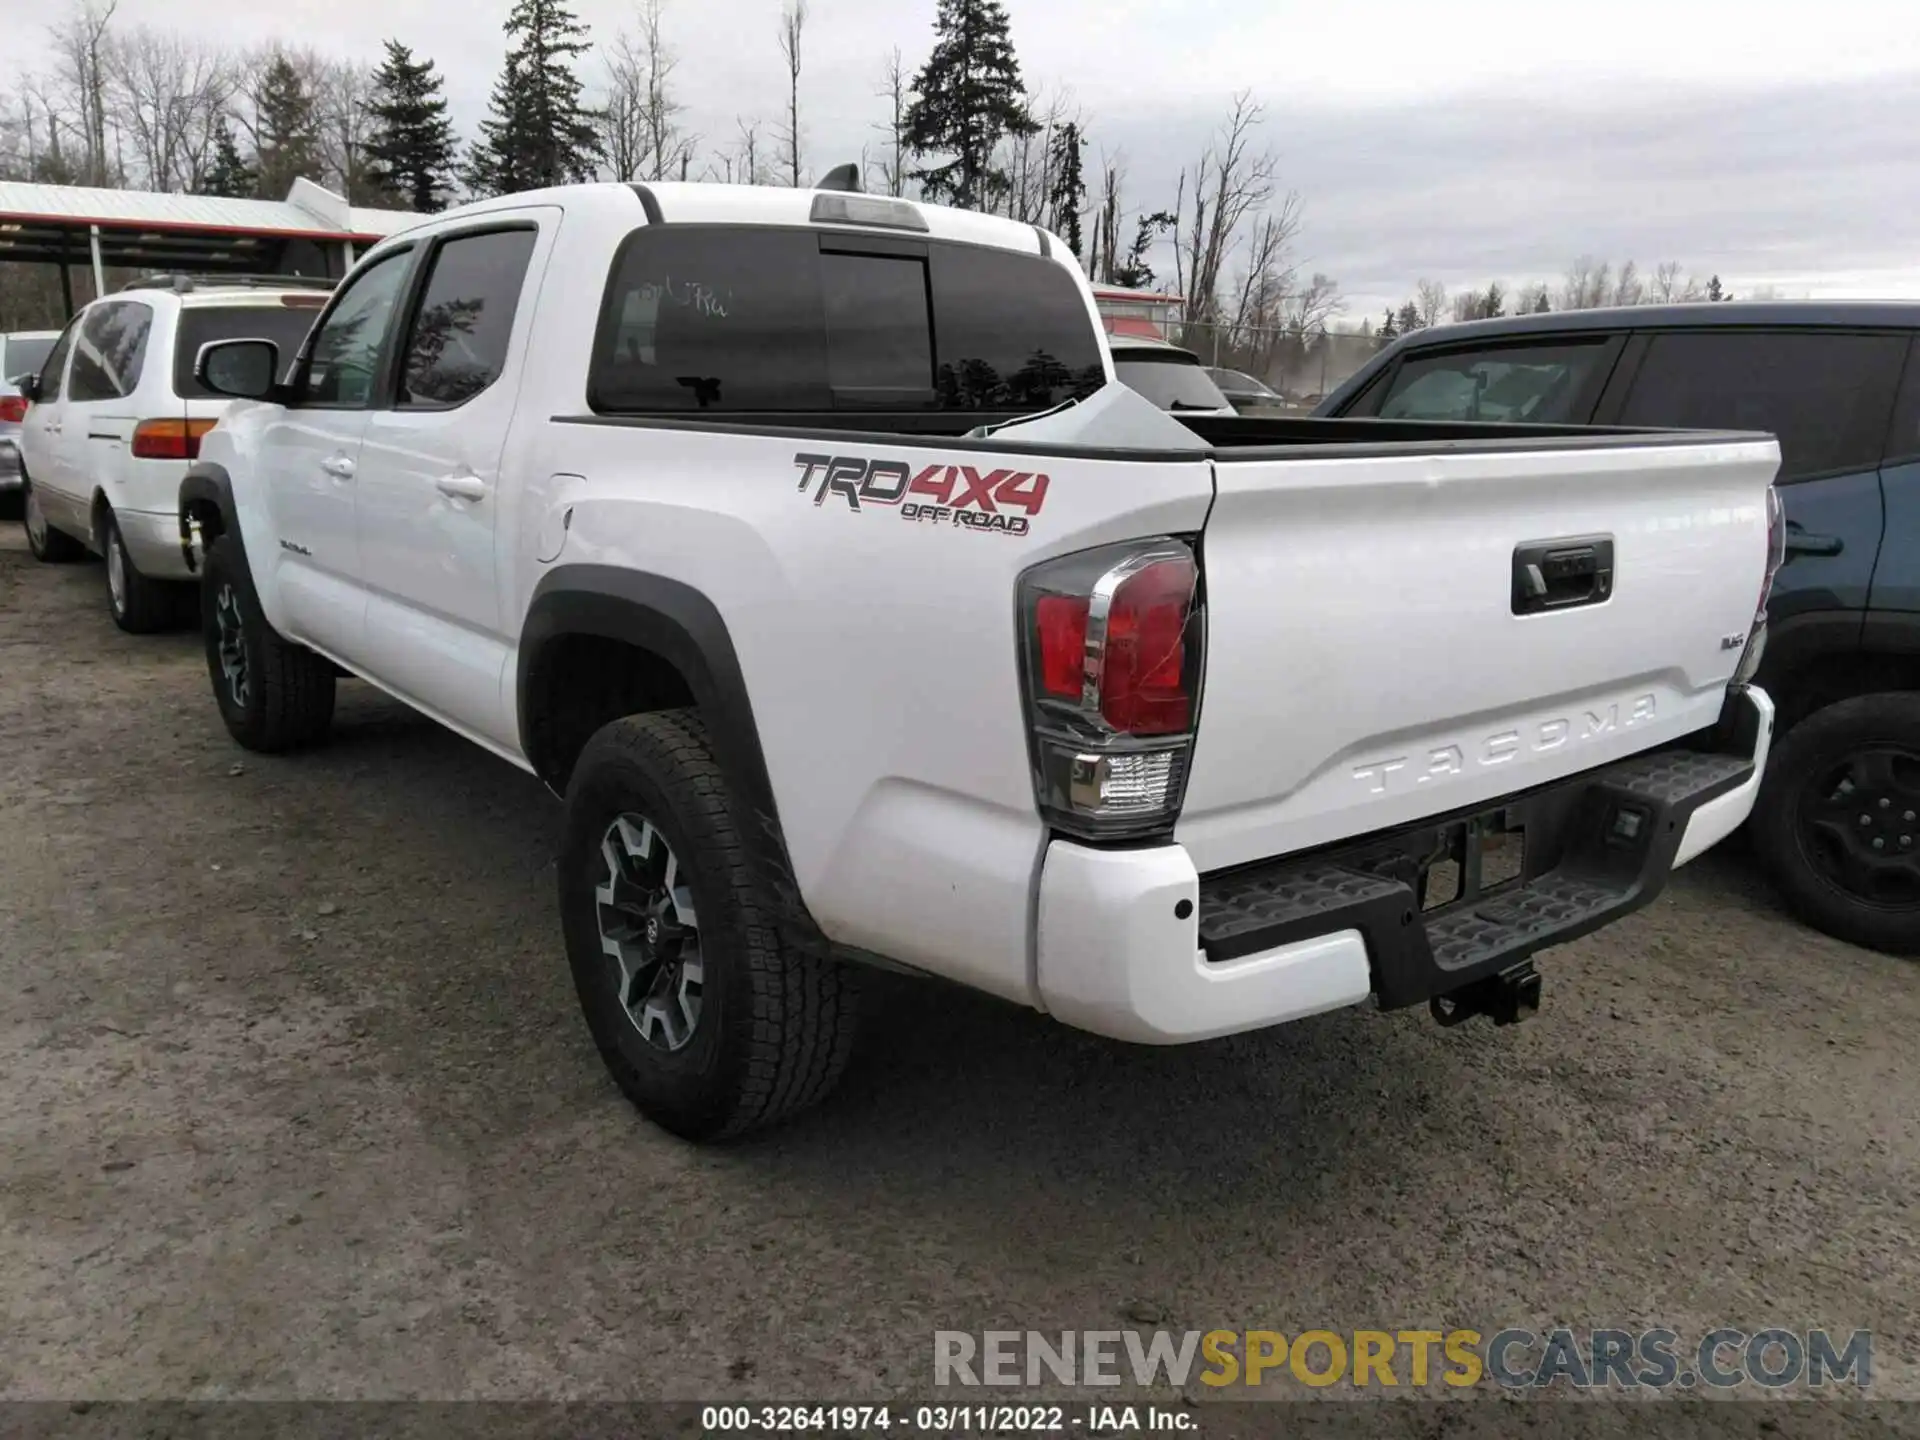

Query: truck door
<box><xmin>351</xmin><ymin>214</ymin><xmax>552</xmax><ymax>750</ymax></box>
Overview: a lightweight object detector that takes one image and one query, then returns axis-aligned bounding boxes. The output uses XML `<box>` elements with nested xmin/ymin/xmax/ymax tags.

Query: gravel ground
<box><xmin>1</xmin><ymin>524</ymin><xmax>1917</xmax><ymax>1415</ymax></box>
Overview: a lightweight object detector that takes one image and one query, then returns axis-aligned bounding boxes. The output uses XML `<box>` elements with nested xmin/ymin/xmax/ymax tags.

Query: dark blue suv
<box><xmin>1319</xmin><ymin>302</ymin><xmax>1920</xmax><ymax>955</ymax></box>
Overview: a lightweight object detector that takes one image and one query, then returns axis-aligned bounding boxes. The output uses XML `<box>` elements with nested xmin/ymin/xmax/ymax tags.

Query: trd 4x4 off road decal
<box><xmin>793</xmin><ymin>453</ymin><xmax>1049</xmax><ymax>537</ymax></box>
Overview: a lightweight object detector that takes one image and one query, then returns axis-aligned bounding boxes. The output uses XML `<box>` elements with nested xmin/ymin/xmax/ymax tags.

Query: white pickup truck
<box><xmin>176</xmin><ymin>180</ymin><xmax>1784</xmax><ymax>1140</ymax></box>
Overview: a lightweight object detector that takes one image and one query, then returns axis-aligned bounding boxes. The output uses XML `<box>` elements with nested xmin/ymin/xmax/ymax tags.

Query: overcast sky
<box><xmin>21</xmin><ymin>0</ymin><xmax>1920</xmax><ymax>316</ymax></box>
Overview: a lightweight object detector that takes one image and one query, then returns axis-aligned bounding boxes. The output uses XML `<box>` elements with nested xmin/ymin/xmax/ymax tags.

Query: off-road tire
<box><xmin>22</xmin><ymin>480</ymin><xmax>84</xmax><ymax>563</ymax></box>
<box><xmin>559</xmin><ymin>709</ymin><xmax>861</xmax><ymax>1140</ymax></box>
<box><xmin>102</xmin><ymin>508</ymin><xmax>193</xmax><ymax>634</ymax></box>
<box><xmin>200</xmin><ymin>534</ymin><xmax>336</xmax><ymax>752</ymax></box>
<box><xmin>1753</xmin><ymin>691</ymin><xmax>1920</xmax><ymax>955</ymax></box>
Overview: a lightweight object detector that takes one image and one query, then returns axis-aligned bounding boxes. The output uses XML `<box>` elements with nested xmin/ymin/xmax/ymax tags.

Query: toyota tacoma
<box><xmin>174</xmin><ymin>180</ymin><xmax>1784</xmax><ymax>1140</ymax></box>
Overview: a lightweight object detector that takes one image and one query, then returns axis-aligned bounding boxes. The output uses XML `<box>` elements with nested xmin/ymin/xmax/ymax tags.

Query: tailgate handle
<box><xmin>1513</xmin><ymin>536</ymin><xmax>1613</xmax><ymax>615</ymax></box>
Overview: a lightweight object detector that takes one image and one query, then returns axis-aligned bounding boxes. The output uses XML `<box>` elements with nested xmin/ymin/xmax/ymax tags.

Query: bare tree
<box><xmin>776</xmin><ymin>0</ymin><xmax>805</xmax><ymax>187</ymax></box>
<box><xmin>106</xmin><ymin>29</ymin><xmax>235</xmax><ymax>191</ymax></box>
<box><xmin>599</xmin><ymin>29</ymin><xmax>648</xmax><ymax>181</ymax></box>
<box><xmin>1225</xmin><ymin>197</ymin><xmax>1301</xmax><ymax>355</ymax></box>
<box><xmin>1648</xmin><ymin>261</ymin><xmax>1705</xmax><ymax>304</ymax></box>
<box><xmin>719</xmin><ymin>115</ymin><xmax>765</xmax><ymax>185</ymax></box>
<box><xmin>1415</xmin><ymin>278</ymin><xmax>1448</xmax><ymax>329</ymax></box>
<box><xmin>1286</xmin><ymin>272</ymin><xmax>1344</xmax><ymax>335</ymax></box>
<box><xmin>1000</xmin><ymin>87</ymin><xmax>1074</xmax><ymax>223</ymax></box>
<box><xmin>1610</xmin><ymin>258</ymin><xmax>1644</xmax><ymax>308</ymax></box>
<box><xmin>1558</xmin><ymin>255</ymin><xmax>1612</xmax><ymax>311</ymax></box>
<box><xmin>1086</xmin><ymin>156</ymin><xmax>1123</xmax><ymax>284</ymax></box>
<box><xmin>313</xmin><ymin>57</ymin><xmax>377</xmax><ymax>203</ymax></box>
<box><xmin>50</xmin><ymin>0</ymin><xmax>122</xmax><ymax>186</ymax></box>
<box><xmin>873</xmin><ymin>47</ymin><xmax>907</xmax><ymax>197</ymax></box>
<box><xmin>634</xmin><ymin>0</ymin><xmax>689</xmax><ymax>180</ymax></box>
<box><xmin>1171</xmin><ymin>92</ymin><xmax>1277</xmax><ymax>325</ymax></box>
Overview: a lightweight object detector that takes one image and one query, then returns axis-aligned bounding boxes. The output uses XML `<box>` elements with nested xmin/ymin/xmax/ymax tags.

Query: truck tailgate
<box><xmin>1177</xmin><ymin>436</ymin><xmax>1779</xmax><ymax>874</ymax></box>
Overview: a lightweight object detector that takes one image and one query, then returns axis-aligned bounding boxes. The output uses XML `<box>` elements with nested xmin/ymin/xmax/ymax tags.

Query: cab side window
<box><xmin>294</xmin><ymin>248</ymin><xmax>413</xmax><ymax>407</ymax></box>
<box><xmin>1617</xmin><ymin>331</ymin><xmax>1908</xmax><ymax>481</ymax></box>
<box><xmin>397</xmin><ymin>229</ymin><xmax>539</xmax><ymax>408</ymax></box>
<box><xmin>1374</xmin><ymin>340</ymin><xmax>1613</xmax><ymax>424</ymax></box>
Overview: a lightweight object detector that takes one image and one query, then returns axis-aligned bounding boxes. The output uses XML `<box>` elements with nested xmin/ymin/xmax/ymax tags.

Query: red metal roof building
<box><xmin>1090</xmin><ymin>284</ymin><xmax>1185</xmax><ymax>340</ymax></box>
<box><xmin>0</xmin><ymin>177</ymin><xmax>416</xmax><ymax>314</ymax></box>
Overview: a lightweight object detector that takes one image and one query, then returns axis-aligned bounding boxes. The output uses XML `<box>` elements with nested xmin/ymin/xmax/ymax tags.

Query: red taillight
<box><xmin>1032</xmin><ymin>558</ymin><xmax>1195</xmax><ymax>735</ymax></box>
<box><xmin>0</xmin><ymin>396</ymin><xmax>26</xmax><ymax>424</ymax></box>
<box><xmin>1100</xmin><ymin>558</ymin><xmax>1194</xmax><ymax>735</ymax></box>
<box><xmin>1037</xmin><ymin>595</ymin><xmax>1090</xmax><ymax>699</ymax></box>
<box><xmin>131</xmin><ymin>417</ymin><xmax>218</xmax><ymax>461</ymax></box>
<box><xmin>1019</xmin><ymin>539</ymin><xmax>1203</xmax><ymax>839</ymax></box>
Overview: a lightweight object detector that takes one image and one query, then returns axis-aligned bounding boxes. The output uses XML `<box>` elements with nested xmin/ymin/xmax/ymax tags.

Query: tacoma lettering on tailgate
<box><xmin>793</xmin><ymin>452</ymin><xmax>1048</xmax><ymax>537</ymax></box>
<box><xmin>1352</xmin><ymin>695</ymin><xmax>1659</xmax><ymax>796</ymax></box>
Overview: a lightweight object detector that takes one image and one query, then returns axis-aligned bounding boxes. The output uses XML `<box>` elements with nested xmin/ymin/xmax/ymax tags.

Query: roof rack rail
<box><xmin>117</xmin><ymin>272</ymin><xmax>339</xmax><ymax>295</ymax></box>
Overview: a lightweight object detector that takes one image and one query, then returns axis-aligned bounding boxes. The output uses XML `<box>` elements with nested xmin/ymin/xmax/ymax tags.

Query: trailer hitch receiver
<box><xmin>1429</xmin><ymin>960</ymin><xmax>1542</xmax><ymax>1028</ymax></box>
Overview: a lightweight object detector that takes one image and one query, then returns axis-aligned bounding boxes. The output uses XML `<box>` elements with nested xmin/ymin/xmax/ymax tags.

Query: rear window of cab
<box><xmin>587</xmin><ymin>227</ymin><xmax>1104</xmax><ymax>416</ymax></box>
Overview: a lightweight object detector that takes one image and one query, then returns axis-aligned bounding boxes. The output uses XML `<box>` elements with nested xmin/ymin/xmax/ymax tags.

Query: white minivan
<box><xmin>17</xmin><ymin>276</ymin><xmax>332</xmax><ymax>631</ymax></box>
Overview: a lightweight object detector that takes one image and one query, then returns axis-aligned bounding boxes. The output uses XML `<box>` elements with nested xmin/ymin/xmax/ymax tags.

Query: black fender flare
<box><xmin>517</xmin><ymin>565</ymin><xmax>823</xmax><ymax>948</ymax></box>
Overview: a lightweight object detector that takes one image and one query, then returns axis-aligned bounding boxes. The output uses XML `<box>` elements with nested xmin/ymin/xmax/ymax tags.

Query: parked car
<box><xmin>0</xmin><ymin>330</ymin><xmax>60</xmax><ymax>518</ymax></box>
<box><xmin>14</xmin><ymin>274</ymin><xmax>332</xmax><ymax>631</ymax></box>
<box><xmin>1317</xmin><ymin>301</ymin><xmax>1920</xmax><ymax>954</ymax></box>
<box><xmin>1109</xmin><ymin>338</ymin><xmax>1238</xmax><ymax>417</ymax></box>
<box><xmin>180</xmin><ymin>181</ymin><xmax>1777</xmax><ymax>1140</ymax></box>
<box><xmin>1206</xmin><ymin>365</ymin><xmax>1286</xmax><ymax>413</ymax></box>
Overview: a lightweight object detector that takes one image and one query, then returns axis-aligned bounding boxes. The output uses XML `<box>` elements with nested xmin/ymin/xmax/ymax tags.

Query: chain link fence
<box><xmin>1171</xmin><ymin>321</ymin><xmax>1393</xmax><ymax>407</ymax></box>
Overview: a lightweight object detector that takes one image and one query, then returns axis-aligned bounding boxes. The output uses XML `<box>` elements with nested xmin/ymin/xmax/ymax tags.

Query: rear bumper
<box><xmin>1034</xmin><ymin>687</ymin><xmax>1772</xmax><ymax>1044</ymax></box>
<box><xmin>115</xmin><ymin>507</ymin><xmax>197</xmax><ymax>581</ymax></box>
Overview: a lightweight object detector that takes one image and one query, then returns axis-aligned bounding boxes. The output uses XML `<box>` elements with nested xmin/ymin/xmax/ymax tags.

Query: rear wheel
<box><xmin>559</xmin><ymin>710</ymin><xmax>861</xmax><ymax>1140</ymax></box>
<box><xmin>102</xmin><ymin>508</ymin><xmax>192</xmax><ymax>633</ymax></box>
<box><xmin>22</xmin><ymin>481</ymin><xmax>84</xmax><ymax>563</ymax></box>
<box><xmin>1753</xmin><ymin>692</ymin><xmax>1920</xmax><ymax>955</ymax></box>
<box><xmin>200</xmin><ymin>534</ymin><xmax>336</xmax><ymax>752</ymax></box>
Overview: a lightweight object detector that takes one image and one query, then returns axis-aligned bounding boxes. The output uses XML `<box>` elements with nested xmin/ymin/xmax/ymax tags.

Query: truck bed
<box><xmin>558</xmin><ymin>408</ymin><xmax>1765</xmax><ymax>456</ymax></box>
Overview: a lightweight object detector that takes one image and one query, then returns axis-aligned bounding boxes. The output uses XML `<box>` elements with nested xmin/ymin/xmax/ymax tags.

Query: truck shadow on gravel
<box><xmin>311</xmin><ymin>694</ymin><xmax>1468</xmax><ymax>1190</ymax></box>
<box><xmin>211</xmin><ymin>691</ymin><xmax>1870</xmax><ymax>1297</ymax></box>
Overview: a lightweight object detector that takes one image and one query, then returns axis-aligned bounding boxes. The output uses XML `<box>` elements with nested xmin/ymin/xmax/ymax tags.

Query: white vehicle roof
<box><xmin>396</xmin><ymin>180</ymin><xmax>1053</xmax><ymax>259</ymax></box>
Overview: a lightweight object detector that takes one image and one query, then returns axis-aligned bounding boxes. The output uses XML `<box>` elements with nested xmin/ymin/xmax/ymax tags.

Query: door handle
<box><xmin>435</xmin><ymin>473</ymin><xmax>487</xmax><ymax>501</ymax></box>
<box><xmin>320</xmin><ymin>455</ymin><xmax>355</xmax><ymax>480</ymax></box>
<box><xmin>1783</xmin><ymin>527</ymin><xmax>1843</xmax><ymax>558</ymax></box>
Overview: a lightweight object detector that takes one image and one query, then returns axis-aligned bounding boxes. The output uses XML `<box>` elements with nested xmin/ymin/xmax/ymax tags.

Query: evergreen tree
<box><xmin>199</xmin><ymin>119</ymin><xmax>256</xmax><ymax>198</ymax></box>
<box><xmin>1706</xmin><ymin>274</ymin><xmax>1730</xmax><ymax>302</ymax></box>
<box><xmin>365</xmin><ymin>41</ymin><xmax>460</xmax><ymax>212</ymax></box>
<box><xmin>1378</xmin><ymin>307</ymin><xmax>1398</xmax><ymax>339</ymax></box>
<box><xmin>1044</xmin><ymin>121</ymin><xmax>1085</xmax><ymax>260</ymax></box>
<box><xmin>1110</xmin><ymin>209</ymin><xmax>1173</xmax><ymax>290</ymax></box>
<box><xmin>1532</xmin><ymin>289</ymin><xmax>1551</xmax><ymax>313</ymax></box>
<box><xmin>1482</xmin><ymin>281</ymin><xmax>1505</xmax><ymax>319</ymax></box>
<box><xmin>467</xmin><ymin>0</ymin><xmax>603</xmax><ymax>198</ymax></box>
<box><xmin>251</xmin><ymin>54</ymin><xmax>324</xmax><ymax>199</ymax></box>
<box><xmin>1394</xmin><ymin>300</ymin><xmax>1422</xmax><ymax>333</ymax></box>
<box><xmin>904</xmin><ymin>0</ymin><xmax>1033</xmax><ymax>211</ymax></box>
